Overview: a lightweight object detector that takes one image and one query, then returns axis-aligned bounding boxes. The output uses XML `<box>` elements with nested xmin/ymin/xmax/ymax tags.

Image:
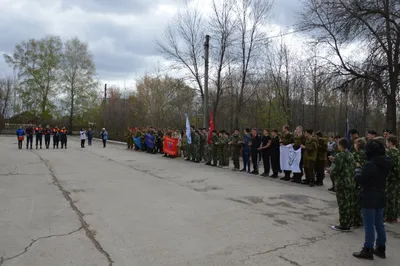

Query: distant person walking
<box><xmin>16</xmin><ymin>126</ymin><xmax>25</xmax><ymax>149</ymax></box>
<box><xmin>87</xmin><ymin>128</ymin><xmax>93</xmax><ymax>146</ymax></box>
<box><xmin>80</xmin><ymin>128</ymin><xmax>86</xmax><ymax>148</ymax></box>
<box><xmin>101</xmin><ymin>128</ymin><xmax>108</xmax><ymax>148</ymax></box>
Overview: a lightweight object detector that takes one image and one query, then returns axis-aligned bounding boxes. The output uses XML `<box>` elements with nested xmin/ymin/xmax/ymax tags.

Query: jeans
<box><xmin>242</xmin><ymin>150</ymin><xmax>250</xmax><ymax>171</ymax></box>
<box><xmin>362</xmin><ymin>208</ymin><xmax>386</xmax><ymax>249</ymax></box>
<box><xmin>251</xmin><ymin>151</ymin><xmax>258</xmax><ymax>171</ymax></box>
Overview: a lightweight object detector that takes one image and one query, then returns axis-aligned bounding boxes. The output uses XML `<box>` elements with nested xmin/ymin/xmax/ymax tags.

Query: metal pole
<box><xmin>203</xmin><ymin>35</ymin><xmax>210</xmax><ymax>129</ymax></box>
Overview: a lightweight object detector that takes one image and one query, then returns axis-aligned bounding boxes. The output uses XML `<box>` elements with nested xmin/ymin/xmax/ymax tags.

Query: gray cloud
<box><xmin>60</xmin><ymin>0</ymin><xmax>184</xmax><ymax>14</ymax></box>
<box><xmin>0</xmin><ymin>0</ymin><xmax>301</xmax><ymax>81</ymax></box>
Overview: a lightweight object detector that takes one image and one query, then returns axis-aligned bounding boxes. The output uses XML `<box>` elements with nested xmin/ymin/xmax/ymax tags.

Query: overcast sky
<box><xmin>0</xmin><ymin>0</ymin><xmax>304</xmax><ymax>87</ymax></box>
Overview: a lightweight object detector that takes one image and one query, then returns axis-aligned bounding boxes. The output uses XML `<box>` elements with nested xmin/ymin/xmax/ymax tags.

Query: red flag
<box><xmin>163</xmin><ymin>136</ymin><xmax>179</xmax><ymax>157</ymax></box>
<box><xmin>208</xmin><ymin>111</ymin><xmax>214</xmax><ymax>144</ymax></box>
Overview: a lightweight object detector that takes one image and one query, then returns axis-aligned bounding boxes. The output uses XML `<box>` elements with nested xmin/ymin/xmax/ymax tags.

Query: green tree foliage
<box><xmin>4</xmin><ymin>36</ymin><xmax>63</xmax><ymax>117</ymax></box>
<box><xmin>60</xmin><ymin>37</ymin><xmax>99</xmax><ymax>131</ymax></box>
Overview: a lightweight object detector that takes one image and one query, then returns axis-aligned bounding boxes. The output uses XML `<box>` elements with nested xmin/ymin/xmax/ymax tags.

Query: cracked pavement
<box><xmin>0</xmin><ymin>135</ymin><xmax>399</xmax><ymax>266</ymax></box>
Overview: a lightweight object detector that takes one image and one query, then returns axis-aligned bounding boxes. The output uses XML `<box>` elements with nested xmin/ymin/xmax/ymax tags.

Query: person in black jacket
<box><xmin>259</xmin><ymin>129</ymin><xmax>271</xmax><ymax>177</ymax></box>
<box><xmin>270</xmin><ymin>129</ymin><xmax>280</xmax><ymax>178</ymax></box>
<box><xmin>249</xmin><ymin>128</ymin><xmax>261</xmax><ymax>175</ymax></box>
<box><xmin>353</xmin><ymin>139</ymin><xmax>392</xmax><ymax>260</ymax></box>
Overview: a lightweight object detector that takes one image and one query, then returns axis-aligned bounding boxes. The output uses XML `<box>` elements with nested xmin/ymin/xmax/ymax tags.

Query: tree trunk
<box><xmin>386</xmin><ymin>93</ymin><xmax>397</xmax><ymax>134</ymax></box>
<box><xmin>69</xmin><ymin>90</ymin><xmax>74</xmax><ymax>134</ymax></box>
<box><xmin>361</xmin><ymin>87</ymin><xmax>368</xmax><ymax>135</ymax></box>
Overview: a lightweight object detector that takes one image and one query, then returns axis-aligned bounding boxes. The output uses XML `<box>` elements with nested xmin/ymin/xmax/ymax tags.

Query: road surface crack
<box><xmin>278</xmin><ymin>255</ymin><xmax>302</xmax><ymax>266</ymax></box>
<box><xmin>32</xmin><ymin>151</ymin><xmax>114</xmax><ymax>266</ymax></box>
<box><xmin>0</xmin><ymin>227</ymin><xmax>82</xmax><ymax>265</ymax></box>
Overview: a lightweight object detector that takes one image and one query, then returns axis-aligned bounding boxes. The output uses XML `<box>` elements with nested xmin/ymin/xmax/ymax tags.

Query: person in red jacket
<box><xmin>35</xmin><ymin>124</ymin><xmax>43</xmax><ymax>149</ymax></box>
<box><xmin>44</xmin><ymin>125</ymin><xmax>52</xmax><ymax>149</ymax></box>
<box><xmin>52</xmin><ymin>126</ymin><xmax>60</xmax><ymax>149</ymax></box>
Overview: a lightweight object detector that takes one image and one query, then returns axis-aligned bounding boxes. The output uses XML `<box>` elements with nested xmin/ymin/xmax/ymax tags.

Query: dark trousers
<box><xmin>262</xmin><ymin>151</ymin><xmax>270</xmax><ymax>174</ymax></box>
<box><xmin>81</xmin><ymin>139</ymin><xmax>85</xmax><ymax>148</ymax></box>
<box><xmin>61</xmin><ymin>136</ymin><xmax>67</xmax><ymax>148</ymax></box>
<box><xmin>304</xmin><ymin>160</ymin><xmax>316</xmax><ymax>183</ymax></box>
<box><xmin>242</xmin><ymin>150</ymin><xmax>250</xmax><ymax>171</ymax></box>
<box><xmin>36</xmin><ymin>135</ymin><xmax>42</xmax><ymax>148</ymax></box>
<box><xmin>102</xmin><ymin>139</ymin><xmax>106</xmax><ymax>147</ymax></box>
<box><xmin>315</xmin><ymin>159</ymin><xmax>326</xmax><ymax>182</ymax></box>
<box><xmin>251</xmin><ymin>151</ymin><xmax>258</xmax><ymax>172</ymax></box>
<box><xmin>53</xmin><ymin>136</ymin><xmax>59</xmax><ymax>148</ymax></box>
<box><xmin>88</xmin><ymin>137</ymin><xmax>92</xmax><ymax>146</ymax></box>
<box><xmin>45</xmin><ymin>135</ymin><xmax>50</xmax><ymax>148</ymax></box>
<box><xmin>293</xmin><ymin>149</ymin><xmax>304</xmax><ymax>182</ymax></box>
<box><xmin>362</xmin><ymin>208</ymin><xmax>386</xmax><ymax>249</ymax></box>
<box><xmin>271</xmin><ymin>151</ymin><xmax>279</xmax><ymax>175</ymax></box>
<box><xmin>18</xmin><ymin>139</ymin><xmax>23</xmax><ymax>149</ymax></box>
<box><xmin>26</xmin><ymin>135</ymin><xmax>33</xmax><ymax>148</ymax></box>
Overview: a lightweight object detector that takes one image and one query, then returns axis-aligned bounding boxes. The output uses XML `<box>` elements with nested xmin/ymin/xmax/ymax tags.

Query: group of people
<box><xmin>16</xmin><ymin>125</ymin><xmax>109</xmax><ymax>149</ymax></box>
<box><xmin>125</xmin><ymin>125</ymin><xmax>331</xmax><ymax>187</ymax></box>
<box><xmin>125</xmin><ymin>125</ymin><xmax>399</xmax><ymax>260</ymax></box>
<box><xmin>16</xmin><ymin>124</ymin><xmax>69</xmax><ymax>149</ymax></box>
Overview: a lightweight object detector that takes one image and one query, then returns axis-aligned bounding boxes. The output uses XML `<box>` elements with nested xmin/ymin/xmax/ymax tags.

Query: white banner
<box><xmin>280</xmin><ymin>144</ymin><xmax>302</xmax><ymax>173</ymax></box>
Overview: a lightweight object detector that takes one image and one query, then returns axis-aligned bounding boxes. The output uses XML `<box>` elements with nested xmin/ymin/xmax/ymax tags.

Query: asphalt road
<box><xmin>0</xmin><ymin>135</ymin><xmax>399</xmax><ymax>266</ymax></box>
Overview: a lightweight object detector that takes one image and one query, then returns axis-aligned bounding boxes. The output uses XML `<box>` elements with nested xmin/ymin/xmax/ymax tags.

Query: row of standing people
<box><xmin>16</xmin><ymin>125</ymin><xmax>109</xmax><ymax>149</ymax></box>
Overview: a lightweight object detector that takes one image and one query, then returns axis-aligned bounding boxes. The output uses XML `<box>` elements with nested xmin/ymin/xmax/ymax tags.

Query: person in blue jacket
<box><xmin>100</xmin><ymin>128</ymin><xmax>108</xmax><ymax>148</ymax></box>
<box><xmin>16</xmin><ymin>126</ymin><xmax>25</xmax><ymax>149</ymax></box>
<box><xmin>87</xmin><ymin>128</ymin><xmax>93</xmax><ymax>146</ymax></box>
<box><xmin>240</xmin><ymin>128</ymin><xmax>252</xmax><ymax>173</ymax></box>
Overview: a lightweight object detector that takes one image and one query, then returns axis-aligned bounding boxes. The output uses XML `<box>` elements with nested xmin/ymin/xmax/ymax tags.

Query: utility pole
<box><xmin>203</xmin><ymin>35</ymin><xmax>210</xmax><ymax>129</ymax></box>
<box><xmin>104</xmin><ymin>84</ymin><xmax>107</xmax><ymax>102</ymax></box>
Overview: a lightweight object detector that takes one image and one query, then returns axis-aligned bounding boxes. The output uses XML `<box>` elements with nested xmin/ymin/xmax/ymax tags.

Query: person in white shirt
<box><xmin>80</xmin><ymin>128</ymin><xmax>86</xmax><ymax>148</ymax></box>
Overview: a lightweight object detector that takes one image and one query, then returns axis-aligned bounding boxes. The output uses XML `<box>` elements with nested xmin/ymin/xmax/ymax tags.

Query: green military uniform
<box><xmin>125</xmin><ymin>129</ymin><xmax>134</xmax><ymax>149</ymax></box>
<box><xmin>192</xmin><ymin>134</ymin><xmax>201</xmax><ymax>162</ymax></box>
<box><xmin>217</xmin><ymin>135</ymin><xmax>226</xmax><ymax>167</ymax></box>
<box><xmin>200</xmin><ymin>132</ymin><xmax>206</xmax><ymax>162</ymax></box>
<box><xmin>303</xmin><ymin>136</ymin><xmax>318</xmax><ymax>185</ymax></box>
<box><xmin>281</xmin><ymin>132</ymin><xmax>294</xmax><ymax>180</ymax></box>
<box><xmin>352</xmin><ymin>149</ymin><xmax>367</xmax><ymax>226</ymax></box>
<box><xmin>316</xmin><ymin>137</ymin><xmax>328</xmax><ymax>184</ymax></box>
<box><xmin>186</xmin><ymin>131</ymin><xmax>193</xmax><ymax>161</ymax></box>
<box><xmin>293</xmin><ymin>134</ymin><xmax>306</xmax><ymax>182</ymax></box>
<box><xmin>330</xmin><ymin>150</ymin><xmax>356</xmax><ymax>229</ymax></box>
<box><xmin>231</xmin><ymin>134</ymin><xmax>241</xmax><ymax>170</ymax></box>
<box><xmin>223</xmin><ymin>136</ymin><xmax>230</xmax><ymax>167</ymax></box>
<box><xmin>211</xmin><ymin>135</ymin><xmax>219</xmax><ymax>166</ymax></box>
<box><xmin>385</xmin><ymin>148</ymin><xmax>400</xmax><ymax>221</ymax></box>
<box><xmin>181</xmin><ymin>135</ymin><xmax>187</xmax><ymax>158</ymax></box>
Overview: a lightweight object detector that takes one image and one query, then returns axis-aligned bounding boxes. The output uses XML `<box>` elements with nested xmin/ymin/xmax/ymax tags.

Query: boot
<box><xmin>205</xmin><ymin>162</ymin><xmax>211</xmax><ymax>166</ymax></box>
<box><xmin>373</xmin><ymin>246</ymin><xmax>386</xmax><ymax>259</ymax></box>
<box><xmin>353</xmin><ymin>247</ymin><xmax>374</xmax><ymax>260</ymax></box>
<box><xmin>280</xmin><ymin>172</ymin><xmax>291</xmax><ymax>181</ymax></box>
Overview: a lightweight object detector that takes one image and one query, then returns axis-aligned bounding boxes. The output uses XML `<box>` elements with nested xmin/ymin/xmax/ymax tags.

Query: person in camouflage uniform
<box><xmin>352</xmin><ymin>137</ymin><xmax>367</xmax><ymax>227</ymax></box>
<box><xmin>181</xmin><ymin>132</ymin><xmax>187</xmax><ymax>158</ymax></box>
<box><xmin>280</xmin><ymin>125</ymin><xmax>294</xmax><ymax>181</ymax></box>
<box><xmin>191</xmin><ymin>130</ymin><xmax>201</xmax><ymax>162</ymax></box>
<box><xmin>302</xmin><ymin>129</ymin><xmax>318</xmax><ymax>187</ymax></box>
<box><xmin>328</xmin><ymin>135</ymin><xmax>341</xmax><ymax>192</ymax></box>
<box><xmin>217</xmin><ymin>131</ymin><xmax>226</xmax><ymax>167</ymax></box>
<box><xmin>185</xmin><ymin>126</ymin><xmax>194</xmax><ymax>161</ymax></box>
<box><xmin>330</xmin><ymin>138</ymin><xmax>356</xmax><ymax>232</ymax></box>
<box><xmin>385</xmin><ymin>135</ymin><xmax>400</xmax><ymax>222</ymax></box>
<box><xmin>125</xmin><ymin>127</ymin><xmax>134</xmax><ymax>149</ymax></box>
<box><xmin>229</xmin><ymin>129</ymin><xmax>242</xmax><ymax>171</ymax></box>
<box><xmin>199</xmin><ymin>128</ymin><xmax>206</xmax><ymax>162</ymax></box>
<box><xmin>315</xmin><ymin>131</ymin><xmax>328</xmax><ymax>186</ymax></box>
<box><xmin>209</xmin><ymin>130</ymin><xmax>219</xmax><ymax>166</ymax></box>
<box><xmin>292</xmin><ymin>126</ymin><xmax>306</xmax><ymax>183</ymax></box>
<box><xmin>223</xmin><ymin>132</ymin><xmax>231</xmax><ymax>167</ymax></box>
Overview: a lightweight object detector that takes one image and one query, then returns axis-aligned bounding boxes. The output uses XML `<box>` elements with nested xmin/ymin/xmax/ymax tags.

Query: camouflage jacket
<box><xmin>230</xmin><ymin>134</ymin><xmax>241</xmax><ymax>150</ymax></box>
<box><xmin>211</xmin><ymin>135</ymin><xmax>219</xmax><ymax>146</ymax></box>
<box><xmin>387</xmin><ymin>148</ymin><xmax>400</xmax><ymax>183</ymax></box>
<box><xmin>281</xmin><ymin>132</ymin><xmax>294</xmax><ymax>145</ymax></box>
<box><xmin>192</xmin><ymin>134</ymin><xmax>200</xmax><ymax>145</ymax></box>
<box><xmin>304</xmin><ymin>137</ymin><xmax>318</xmax><ymax>162</ymax></box>
<box><xmin>331</xmin><ymin>150</ymin><xmax>355</xmax><ymax>189</ymax></box>
<box><xmin>353</xmin><ymin>149</ymin><xmax>367</xmax><ymax>168</ymax></box>
<box><xmin>293</xmin><ymin>134</ymin><xmax>306</xmax><ymax>150</ymax></box>
<box><xmin>317</xmin><ymin>137</ymin><xmax>328</xmax><ymax>161</ymax></box>
<box><xmin>200</xmin><ymin>133</ymin><xmax>206</xmax><ymax>145</ymax></box>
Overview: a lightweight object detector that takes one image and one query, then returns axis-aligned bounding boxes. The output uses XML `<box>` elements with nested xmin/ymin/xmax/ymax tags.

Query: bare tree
<box><xmin>156</xmin><ymin>7</ymin><xmax>205</xmax><ymax>99</ymax></box>
<box><xmin>208</xmin><ymin>0</ymin><xmax>237</xmax><ymax>118</ymax></box>
<box><xmin>233</xmin><ymin>0</ymin><xmax>273</xmax><ymax>128</ymax></box>
<box><xmin>301</xmin><ymin>0</ymin><xmax>400</xmax><ymax>133</ymax></box>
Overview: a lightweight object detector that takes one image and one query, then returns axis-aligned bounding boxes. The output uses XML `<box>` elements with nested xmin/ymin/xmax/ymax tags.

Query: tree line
<box><xmin>2</xmin><ymin>0</ymin><xmax>400</xmax><ymax>140</ymax></box>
